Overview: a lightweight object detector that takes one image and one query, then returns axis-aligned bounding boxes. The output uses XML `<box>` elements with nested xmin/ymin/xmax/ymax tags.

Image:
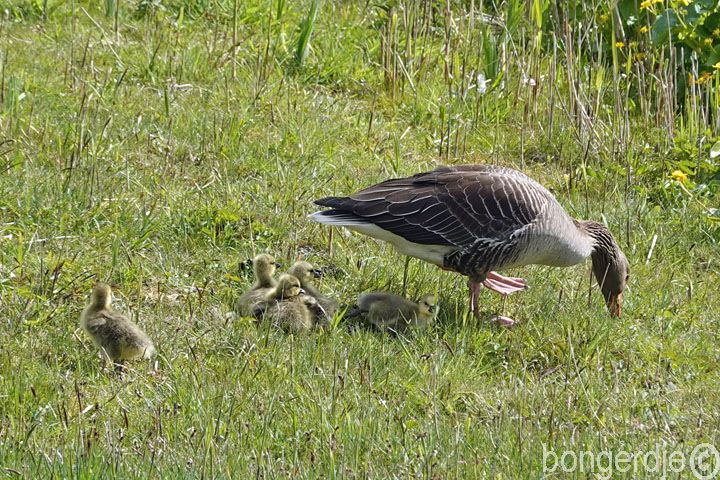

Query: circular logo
<box><xmin>691</xmin><ymin>443</ymin><xmax>720</xmax><ymax>480</ymax></box>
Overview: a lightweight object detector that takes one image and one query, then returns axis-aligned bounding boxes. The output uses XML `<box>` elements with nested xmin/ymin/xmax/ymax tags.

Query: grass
<box><xmin>0</xmin><ymin>0</ymin><xmax>719</xmax><ymax>478</ymax></box>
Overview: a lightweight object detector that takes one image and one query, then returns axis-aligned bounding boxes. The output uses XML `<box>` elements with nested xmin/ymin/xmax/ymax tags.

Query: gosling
<box><xmin>80</xmin><ymin>283</ymin><xmax>155</xmax><ymax>366</ymax></box>
<box><xmin>260</xmin><ymin>274</ymin><xmax>318</xmax><ymax>333</ymax></box>
<box><xmin>237</xmin><ymin>253</ymin><xmax>281</xmax><ymax>317</ymax></box>
<box><xmin>347</xmin><ymin>292</ymin><xmax>436</xmax><ymax>333</ymax></box>
<box><xmin>287</xmin><ymin>260</ymin><xmax>338</xmax><ymax>326</ymax></box>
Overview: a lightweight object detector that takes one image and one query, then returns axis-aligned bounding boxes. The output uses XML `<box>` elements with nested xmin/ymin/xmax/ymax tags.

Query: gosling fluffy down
<box><xmin>349</xmin><ymin>292</ymin><xmax>436</xmax><ymax>333</ymax></box>
<box><xmin>287</xmin><ymin>260</ymin><xmax>338</xmax><ymax>326</ymax></box>
<box><xmin>80</xmin><ymin>283</ymin><xmax>155</xmax><ymax>363</ymax></box>
<box><xmin>237</xmin><ymin>253</ymin><xmax>281</xmax><ymax>317</ymax></box>
<box><xmin>258</xmin><ymin>274</ymin><xmax>321</xmax><ymax>333</ymax></box>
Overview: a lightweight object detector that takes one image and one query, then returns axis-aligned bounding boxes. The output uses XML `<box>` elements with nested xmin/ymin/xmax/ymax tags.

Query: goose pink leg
<box><xmin>482</xmin><ymin>271</ymin><xmax>527</xmax><ymax>295</ymax></box>
<box><xmin>468</xmin><ymin>271</ymin><xmax>528</xmax><ymax>327</ymax></box>
<box><xmin>441</xmin><ymin>265</ymin><xmax>526</xmax><ymax>326</ymax></box>
<box><xmin>467</xmin><ymin>280</ymin><xmax>483</xmax><ymax>318</ymax></box>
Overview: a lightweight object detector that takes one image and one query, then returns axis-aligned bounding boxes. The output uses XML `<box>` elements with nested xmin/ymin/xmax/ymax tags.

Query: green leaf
<box><xmin>618</xmin><ymin>0</ymin><xmax>636</xmax><ymax>21</ymax></box>
<box><xmin>696</xmin><ymin>25</ymin><xmax>713</xmax><ymax>40</ymax></box>
<box><xmin>704</xmin><ymin>45</ymin><xmax>720</xmax><ymax>69</ymax></box>
<box><xmin>709</xmin><ymin>141</ymin><xmax>720</xmax><ymax>159</ymax></box>
<box><xmin>704</xmin><ymin>12</ymin><xmax>720</xmax><ymax>33</ymax></box>
<box><xmin>216</xmin><ymin>209</ymin><xmax>240</xmax><ymax>222</ymax></box>
<box><xmin>682</xmin><ymin>0</ymin><xmax>713</xmax><ymax>24</ymax></box>
<box><xmin>696</xmin><ymin>0</ymin><xmax>717</xmax><ymax>9</ymax></box>
<box><xmin>295</xmin><ymin>0</ymin><xmax>320</xmax><ymax>66</ymax></box>
<box><xmin>684</xmin><ymin>4</ymin><xmax>704</xmax><ymax>24</ymax></box>
<box><xmin>651</xmin><ymin>8</ymin><xmax>682</xmax><ymax>46</ymax></box>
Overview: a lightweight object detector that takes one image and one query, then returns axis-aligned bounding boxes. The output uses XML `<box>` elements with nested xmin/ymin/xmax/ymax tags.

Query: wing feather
<box><xmin>314</xmin><ymin>164</ymin><xmax>550</xmax><ymax>248</ymax></box>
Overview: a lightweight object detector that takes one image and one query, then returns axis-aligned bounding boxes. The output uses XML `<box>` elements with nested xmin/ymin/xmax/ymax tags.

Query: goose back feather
<box><xmin>311</xmin><ymin>164</ymin><xmax>594</xmax><ymax>281</ymax></box>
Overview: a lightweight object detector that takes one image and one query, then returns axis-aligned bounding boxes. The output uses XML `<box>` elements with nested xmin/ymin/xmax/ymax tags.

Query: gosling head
<box><xmin>274</xmin><ymin>274</ymin><xmax>303</xmax><ymax>300</ymax></box>
<box><xmin>252</xmin><ymin>253</ymin><xmax>280</xmax><ymax>278</ymax></box>
<box><xmin>417</xmin><ymin>294</ymin><xmax>436</xmax><ymax>317</ymax></box>
<box><xmin>288</xmin><ymin>261</ymin><xmax>321</xmax><ymax>284</ymax></box>
<box><xmin>90</xmin><ymin>282</ymin><xmax>113</xmax><ymax>309</ymax></box>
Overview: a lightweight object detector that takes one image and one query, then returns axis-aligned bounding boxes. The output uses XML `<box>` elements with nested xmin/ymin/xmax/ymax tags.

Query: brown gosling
<box><xmin>260</xmin><ymin>274</ymin><xmax>322</xmax><ymax>333</ymax></box>
<box><xmin>237</xmin><ymin>253</ymin><xmax>281</xmax><ymax>317</ymax></box>
<box><xmin>350</xmin><ymin>292</ymin><xmax>436</xmax><ymax>333</ymax></box>
<box><xmin>80</xmin><ymin>283</ymin><xmax>155</xmax><ymax>367</ymax></box>
<box><xmin>287</xmin><ymin>260</ymin><xmax>338</xmax><ymax>326</ymax></box>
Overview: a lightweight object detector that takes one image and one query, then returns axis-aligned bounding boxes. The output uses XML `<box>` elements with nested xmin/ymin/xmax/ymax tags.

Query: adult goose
<box><xmin>309</xmin><ymin>164</ymin><xmax>629</xmax><ymax>323</ymax></box>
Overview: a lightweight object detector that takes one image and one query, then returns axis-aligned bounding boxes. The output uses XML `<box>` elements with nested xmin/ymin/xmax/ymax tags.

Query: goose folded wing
<box><xmin>315</xmin><ymin>170</ymin><xmax>542</xmax><ymax>247</ymax></box>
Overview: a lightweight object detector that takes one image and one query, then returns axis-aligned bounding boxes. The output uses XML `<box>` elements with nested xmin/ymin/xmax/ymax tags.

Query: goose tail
<box><xmin>308</xmin><ymin>210</ymin><xmax>369</xmax><ymax>227</ymax></box>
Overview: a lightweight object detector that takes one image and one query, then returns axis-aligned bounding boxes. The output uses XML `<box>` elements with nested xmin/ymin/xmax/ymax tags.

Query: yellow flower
<box><xmin>640</xmin><ymin>26</ymin><xmax>649</xmax><ymax>34</ymax></box>
<box><xmin>705</xmin><ymin>38</ymin><xmax>714</xmax><ymax>47</ymax></box>
<box><xmin>669</xmin><ymin>170</ymin><xmax>687</xmax><ymax>182</ymax></box>
<box><xmin>681</xmin><ymin>0</ymin><xmax>692</xmax><ymax>5</ymax></box>
<box><xmin>615</xmin><ymin>42</ymin><xmax>625</xmax><ymax>48</ymax></box>
<box><xmin>636</xmin><ymin>53</ymin><xmax>646</xmax><ymax>61</ymax></box>
<box><xmin>714</xmin><ymin>61</ymin><xmax>720</xmax><ymax>70</ymax></box>
<box><xmin>599</xmin><ymin>13</ymin><xmax>609</xmax><ymax>23</ymax></box>
<box><xmin>640</xmin><ymin>0</ymin><xmax>652</xmax><ymax>9</ymax></box>
<box><xmin>714</xmin><ymin>28</ymin><xmax>720</xmax><ymax>38</ymax></box>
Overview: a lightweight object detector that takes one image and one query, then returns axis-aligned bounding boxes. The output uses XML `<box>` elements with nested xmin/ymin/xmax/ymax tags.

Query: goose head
<box><xmin>417</xmin><ymin>294</ymin><xmax>437</xmax><ymax>317</ymax></box>
<box><xmin>90</xmin><ymin>282</ymin><xmax>113</xmax><ymax>309</ymax></box>
<box><xmin>252</xmin><ymin>253</ymin><xmax>281</xmax><ymax>282</ymax></box>
<box><xmin>583</xmin><ymin>221</ymin><xmax>630</xmax><ymax>316</ymax></box>
<box><xmin>287</xmin><ymin>261</ymin><xmax>321</xmax><ymax>285</ymax></box>
<box><xmin>592</xmin><ymin>249</ymin><xmax>630</xmax><ymax>317</ymax></box>
<box><xmin>274</xmin><ymin>274</ymin><xmax>303</xmax><ymax>300</ymax></box>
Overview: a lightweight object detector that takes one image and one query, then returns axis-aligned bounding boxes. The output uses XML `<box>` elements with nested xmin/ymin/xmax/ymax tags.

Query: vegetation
<box><xmin>0</xmin><ymin>0</ymin><xmax>718</xmax><ymax>477</ymax></box>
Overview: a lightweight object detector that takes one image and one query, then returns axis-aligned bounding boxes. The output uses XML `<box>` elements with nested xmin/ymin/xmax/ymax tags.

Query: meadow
<box><xmin>0</xmin><ymin>0</ymin><xmax>719</xmax><ymax>477</ymax></box>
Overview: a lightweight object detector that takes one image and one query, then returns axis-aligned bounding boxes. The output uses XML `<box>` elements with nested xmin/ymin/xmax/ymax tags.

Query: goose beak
<box><xmin>274</xmin><ymin>262</ymin><xmax>281</xmax><ymax>268</ymax></box>
<box><xmin>313</xmin><ymin>269</ymin><xmax>323</xmax><ymax>278</ymax></box>
<box><xmin>609</xmin><ymin>292</ymin><xmax>622</xmax><ymax>317</ymax></box>
<box><xmin>298</xmin><ymin>288</ymin><xmax>306</xmax><ymax>295</ymax></box>
<box><xmin>428</xmin><ymin>305</ymin><xmax>435</xmax><ymax>313</ymax></box>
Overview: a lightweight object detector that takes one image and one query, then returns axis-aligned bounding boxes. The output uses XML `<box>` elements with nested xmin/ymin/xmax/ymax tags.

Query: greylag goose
<box><xmin>310</xmin><ymin>164</ymin><xmax>629</xmax><ymax>322</ymax></box>
<box><xmin>259</xmin><ymin>273</ymin><xmax>318</xmax><ymax>333</ymax></box>
<box><xmin>237</xmin><ymin>253</ymin><xmax>281</xmax><ymax>317</ymax></box>
<box><xmin>287</xmin><ymin>260</ymin><xmax>338</xmax><ymax>322</ymax></box>
<box><xmin>346</xmin><ymin>292</ymin><xmax>436</xmax><ymax>332</ymax></box>
<box><xmin>80</xmin><ymin>283</ymin><xmax>155</xmax><ymax>366</ymax></box>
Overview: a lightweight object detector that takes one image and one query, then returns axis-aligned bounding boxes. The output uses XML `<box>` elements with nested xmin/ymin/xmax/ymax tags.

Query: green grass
<box><xmin>0</xmin><ymin>0</ymin><xmax>719</xmax><ymax>478</ymax></box>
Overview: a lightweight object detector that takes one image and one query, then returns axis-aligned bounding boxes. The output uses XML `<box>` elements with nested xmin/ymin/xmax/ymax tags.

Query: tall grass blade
<box><xmin>295</xmin><ymin>0</ymin><xmax>320</xmax><ymax>66</ymax></box>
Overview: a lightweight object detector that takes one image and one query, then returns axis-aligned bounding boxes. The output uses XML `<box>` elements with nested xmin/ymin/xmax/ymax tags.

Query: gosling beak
<box><xmin>428</xmin><ymin>305</ymin><xmax>435</xmax><ymax>313</ymax></box>
<box><xmin>312</xmin><ymin>269</ymin><xmax>322</xmax><ymax>279</ymax></box>
<box><xmin>274</xmin><ymin>262</ymin><xmax>281</xmax><ymax>268</ymax></box>
<box><xmin>298</xmin><ymin>288</ymin><xmax>306</xmax><ymax>295</ymax></box>
<box><xmin>609</xmin><ymin>292</ymin><xmax>622</xmax><ymax>317</ymax></box>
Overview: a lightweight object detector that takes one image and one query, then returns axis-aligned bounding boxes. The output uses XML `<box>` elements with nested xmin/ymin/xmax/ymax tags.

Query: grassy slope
<box><xmin>0</xmin><ymin>1</ymin><xmax>719</xmax><ymax>478</ymax></box>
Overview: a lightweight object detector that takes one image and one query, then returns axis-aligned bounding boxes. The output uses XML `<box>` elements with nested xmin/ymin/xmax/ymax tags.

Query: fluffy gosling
<box><xmin>237</xmin><ymin>253</ymin><xmax>281</xmax><ymax>317</ymax></box>
<box><xmin>348</xmin><ymin>292</ymin><xmax>436</xmax><ymax>333</ymax></box>
<box><xmin>80</xmin><ymin>283</ymin><xmax>155</xmax><ymax>366</ymax></box>
<box><xmin>260</xmin><ymin>274</ymin><xmax>318</xmax><ymax>333</ymax></box>
<box><xmin>287</xmin><ymin>260</ymin><xmax>338</xmax><ymax>326</ymax></box>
